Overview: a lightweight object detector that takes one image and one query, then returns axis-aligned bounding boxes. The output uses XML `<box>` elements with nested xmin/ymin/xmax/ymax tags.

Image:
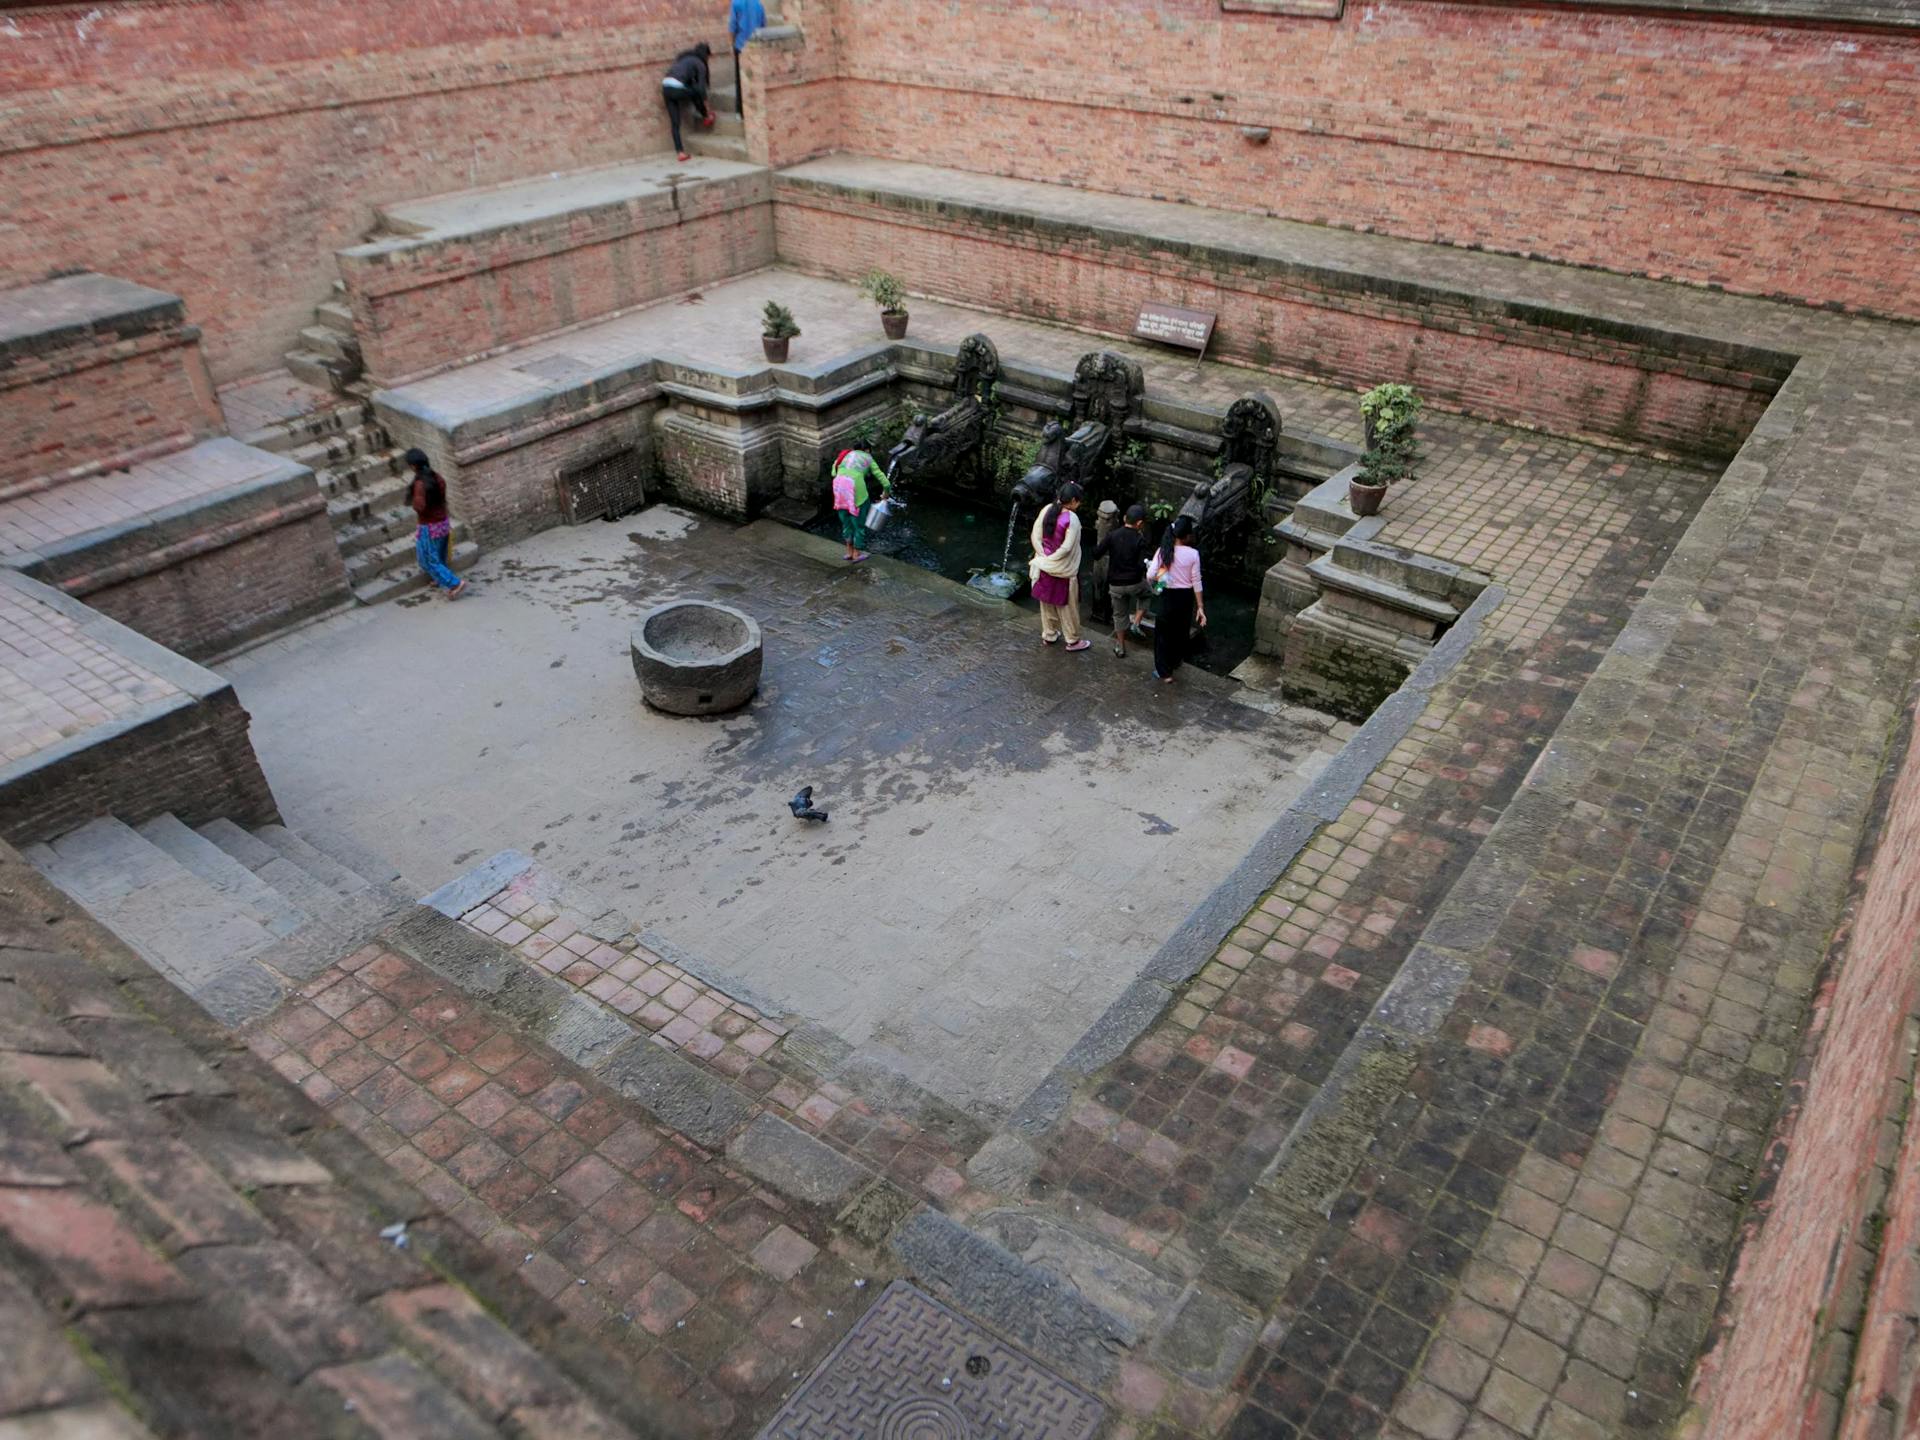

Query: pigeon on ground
<box><xmin>788</xmin><ymin>786</ymin><xmax>830</xmax><ymax>823</ymax></box>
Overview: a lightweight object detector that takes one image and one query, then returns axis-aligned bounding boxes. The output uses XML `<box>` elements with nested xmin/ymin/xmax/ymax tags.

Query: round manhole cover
<box><xmin>878</xmin><ymin>1395</ymin><xmax>970</xmax><ymax>1440</ymax></box>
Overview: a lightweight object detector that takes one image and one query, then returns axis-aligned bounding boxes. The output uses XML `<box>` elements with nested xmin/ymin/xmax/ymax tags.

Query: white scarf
<box><xmin>1028</xmin><ymin>507</ymin><xmax>1082</xmax><ymax>583</ymax></box>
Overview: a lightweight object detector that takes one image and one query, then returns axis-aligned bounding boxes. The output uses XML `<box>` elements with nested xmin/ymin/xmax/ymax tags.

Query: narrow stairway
<box><xmin>687</xmin><ymin>86</ymin><xmax>749</xmax><ymax>162</ymax></box>
<box><xmin>283</xmin><ymin>278</ymin><xmax>363</xmax><ymax>393</ymax></box>
<box><xmin>24</xmin><ymin>814</ymin><xmax>410</xmax><ymax>1028</ymax></box>
<box><xmin>247</xmin><ymin>385</ymin><xmax>478</xmax><ymax>604</ymax></box>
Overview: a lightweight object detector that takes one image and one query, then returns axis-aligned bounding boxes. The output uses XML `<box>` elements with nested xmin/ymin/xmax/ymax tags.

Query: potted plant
<box><xmin>761</xmin><ymin>301</ymin><xmax>799</xmax><ymax>363</ymax></box>
<box><xmin>1350</xmin><ymin>382</ymin><xmax>1422</xmax><ymax>517</ymax></box>
<box><xmin>859</xmin><ymin>268</ymin><xmax>910</xmax><ymax>340</ymax></box>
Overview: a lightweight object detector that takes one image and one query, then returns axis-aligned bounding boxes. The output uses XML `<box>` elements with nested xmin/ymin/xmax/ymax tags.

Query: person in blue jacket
<box><xmin>729</xmin><ymin>0</ymin><xmax>768</xmax><ymax>116</ymax></box>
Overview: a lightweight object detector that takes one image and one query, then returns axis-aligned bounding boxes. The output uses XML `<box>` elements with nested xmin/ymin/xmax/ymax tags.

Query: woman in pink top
<box><xmin>1145</xmin><ymin>514</ymin><xmax>1206</xmax><ymax>683</ymax></box>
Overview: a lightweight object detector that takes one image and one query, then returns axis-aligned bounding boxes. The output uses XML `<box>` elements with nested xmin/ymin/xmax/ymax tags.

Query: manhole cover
<box><xmin>758</xmin><ymin>1280</ymin><xmax>1106</xmax><ymax>1440</ymax></box>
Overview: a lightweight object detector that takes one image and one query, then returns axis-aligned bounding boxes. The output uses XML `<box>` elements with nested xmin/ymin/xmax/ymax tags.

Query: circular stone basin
<box><xmin>630</xmin><ymin>601</ymin><xmax>763</xmax><ymax>715</ymax></box>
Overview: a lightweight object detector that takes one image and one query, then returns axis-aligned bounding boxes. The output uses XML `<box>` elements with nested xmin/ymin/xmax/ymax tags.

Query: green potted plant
<box><xmin>859</xmin><ymin>268</ymin><xmax>910</xmax><ymax>340</ymax></box>
<box><xmin>1350</xmin><ymin>382</ymin><xmax>1422</xmax><ymax>517</ymax></box>
<box><xmin>762</xmin><ymin>301</ymin><xmax>799</xmax><ymax>363</ymax></box>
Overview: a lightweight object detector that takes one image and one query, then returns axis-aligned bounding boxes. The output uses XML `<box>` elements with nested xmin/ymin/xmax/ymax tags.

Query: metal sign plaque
<box><xmin>1133</xmin><ymin>302</ymin><xmax>1217</xmax><ymax>356</ymax></box>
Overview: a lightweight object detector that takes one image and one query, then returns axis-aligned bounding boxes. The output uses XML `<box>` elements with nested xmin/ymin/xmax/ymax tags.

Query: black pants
<box><xmin>1155</xmin><ymin>587</ymin><xmax>1196</xmax><ymax>677</ymax></box>
<box><xmin>665</xmin><ymin>90</ymin><xmax>699</xmax><ymax>153</ymax></box>
<box><xmin>735</xmin><ymin>48</ymin><xmax>746</xmax><ymax>114</ymax></box>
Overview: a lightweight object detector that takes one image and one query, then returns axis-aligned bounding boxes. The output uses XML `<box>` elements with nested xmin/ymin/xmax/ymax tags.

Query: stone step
<box><xmin>284</xmin><ymin>347</ymin><xmax>359</xmax><ymax>393</ymax></box>
<box><xmin>315</xmin><ymin>299</ymin><xmax>356</xmax><ymax>335</ymax></box>
<box><xmin>197</xmin><ymin>820</ymin><xmax>390</xmax><ymax>941</ymax></box>
<box><xmin>345</xmin><ymin>523</ymin><xmax>475</xmax><ymax>584</ymax></box>
<box><xmin>318</xmin><ymin>452</ymin><xmax>407</xmax><ymax>506</ymax></box>
<box><xmin>255</xmin><ymin>824</ymin><xmax>373</xmax><ymax>899</ymax></box>
<box><xmin>335</xmin><ymin>503</ymin><xmax>426</xmax><ymax>560</ymax></box>
<box><xmin>297</xmin><ymin>434</ymin><xmax>398</xmax><ymax>482</ymax></box>
<box><xmin>353</xmin><ymin>541</ymin><xmax>480</xmax><ymax>605</ymax></box>
<box><xmin>26</xmin><ymin>817</ymin><xmax>285</xmax><ymax>1023</ymax></box>
<box><xmin>135</xmin><ymin>813</ymin><xmax>310</xmax><ymax>939</ymax></box>
<box><xmin>298</xmin><ymin>324</ymin><xmax>361</xmax><ymax>364</ymax></box>
<box><xmin>326</xmin><ymin>471</ymin><xmax>412</xmax><ymax>526</ymax></box>
<box><xmin>686</xmin><ymin>132</ymin><xmax>749</xmax><ymax>163</ymax></box>
<box><xmin>246</xmin><ymin>401</ymin><xmax>376</xmax><ymax>457</ymax></box>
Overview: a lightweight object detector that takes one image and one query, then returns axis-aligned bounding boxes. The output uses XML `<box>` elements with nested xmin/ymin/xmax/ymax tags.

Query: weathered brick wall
<box><xmin>0</xmin><ymin>0</ymin><xmax>728</xmax><ymax>382</ymax></box>
<box><xmin>72</xmin><ymin>507</ymin><xmax>350</xmax><ymax>661</ymax></box>
<box><xmin>1689</xmin><ymin>688</ymin><xmax>1920</xmax><ymax>1439</ymax></box>
<box><xmin>0</xmin><ymin>324</ymin><xmax>223</xmax><ymax>490</ymax></box>
<box><xmin>0</xmin><ymin>687</ymin><xmax>278</xmax><ymax>847</ymax></box>
<box><xmin>774</xmin><ymin>195</ymin><xmax>1780</xmax><ymax>459</ymax></box>
<box><xmin>743</xmin><ymin>3</ymin><xmax>842</xmax><ymax>169</ymax></box>
<box><xmin>775</xmin><ymin>0</ymin><xmax>1920</xmax><ymax>318</ymax></box>
<box><xmin>386</xmin><ymin>404</ymin><xmax>662</xmax><ymax>550</ymax></box>
<box><xmin>345</xmin><ymin>183</ymin><xmax>776</xmax><ymax>384</ymax></box>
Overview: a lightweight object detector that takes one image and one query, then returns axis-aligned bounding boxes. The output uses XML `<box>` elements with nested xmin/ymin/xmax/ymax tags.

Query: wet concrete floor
<box><xmin>227</xmin><ymin>510</ymin><xmax>1345</xmax><ymax>1117</ymax></box>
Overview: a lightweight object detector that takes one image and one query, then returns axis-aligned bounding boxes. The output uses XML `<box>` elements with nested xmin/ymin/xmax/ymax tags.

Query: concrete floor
<box><xmin>226</xmin><ymin>511</ymin><xmax>1343</xmax><ymax>1119</ymax></box>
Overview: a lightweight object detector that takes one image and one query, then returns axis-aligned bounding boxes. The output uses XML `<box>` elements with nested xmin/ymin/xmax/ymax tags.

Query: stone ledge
<box><xmin>0</xmin><ymin>272</ymin><xmax>186</xmax><ymax>369</ymax></box>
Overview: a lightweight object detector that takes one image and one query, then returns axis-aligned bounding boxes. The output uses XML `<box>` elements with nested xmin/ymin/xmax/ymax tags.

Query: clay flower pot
<box><xmin>1348</xmin><ymin>478</ymin><xmax>1388</xmax><ymax>517</ymax></box>
<box><xmin>881</xmin><ymin>309</ymin><xmax>910</xmax><ymax>340</ymax></box>
<box><xmin>762</xmin><ymin>335</ymin><xmax>790</xmax><ymax>363</ymax></box>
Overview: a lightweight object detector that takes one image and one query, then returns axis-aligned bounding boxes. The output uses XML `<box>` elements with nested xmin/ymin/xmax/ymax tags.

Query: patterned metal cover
<box><xmin>758</xmin><ymin>1280</ymin><xmax>1106</xmax><ymax>1440</ymax></box>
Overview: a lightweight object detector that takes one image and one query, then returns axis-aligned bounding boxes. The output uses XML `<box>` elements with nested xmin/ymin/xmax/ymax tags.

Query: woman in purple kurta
<box><xmin>1028</xmin><ymin>481</ymin><xmax>1089</xmax><ymax>650</ymax></box>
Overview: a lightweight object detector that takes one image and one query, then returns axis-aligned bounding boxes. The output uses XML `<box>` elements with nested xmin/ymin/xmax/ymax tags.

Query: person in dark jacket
<box><xmin>662</xmin><ymin>43</ymin><xmax>717</xmax><ymax>161</ymax></box>
<box><xmin>404</xmin><ymin>449</ymin><xmax>466</xmax><ymax>599</ymax></box>
<box><xmin>1093</xmin><ymin>504</ymin><xmax>1153</xmax><ymax>657</ymax></box>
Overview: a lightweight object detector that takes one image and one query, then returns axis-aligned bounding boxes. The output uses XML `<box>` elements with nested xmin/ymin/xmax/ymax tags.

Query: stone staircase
<box><xmin>283</xmin><ymin>279</ymin><xmax>363</xmax><ymax>393</ymax></box>
<box><xmin>688</xmin><ymin>84</ymin><xmax>749</xmax><ymax>162</ymax></box>
<box><xmin>246</xmin><ymin>389</ymin><xmax>478</xmax><ymax>605</ymax></box>
<box><xmin>24</xmin><ymin>814</ymin><xmax>411</xmax><ymax>1028</ymax></box>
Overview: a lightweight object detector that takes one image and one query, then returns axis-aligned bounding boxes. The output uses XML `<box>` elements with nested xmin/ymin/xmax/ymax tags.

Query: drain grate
<box><xmin>757</xmin><ymin>1280</ymin><xmax>1106</xmax><ymax>1439</ymax></box>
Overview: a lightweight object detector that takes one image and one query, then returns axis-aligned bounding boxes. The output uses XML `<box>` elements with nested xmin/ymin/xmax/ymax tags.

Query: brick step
<box><xmin>344</xmin><ymin>519</ymin><xmax>474</xmax><ymax>582</ymax></box>
<box><xmin>298</xmin><ymin>323</ymin><xmax>361</xmax><ymax>365</ymax></box>
<box><xmin>352</xmin><ymin>541</ymin><xmax>480</xmax><ymax>605</ymax></box>
<box><xmin>0</xmin><ymin>848</ymin><xmax>649</xmax><ymax>1440</ymax></box>
<box><xmin>285</xmin><ymin>346</ymin><xmax>359</xmax><ymax>392</ymax></box>
<box><xmin>315</xmin><ymin>299</ymin><xmax>356</xmax><ymax>335</ymax></box>
<box><xmin>335</xmin><ymin>503</ymin><xmax>428</xmax><ymax>560</ymax></box>
<box><xmin>24</xmin><ymin>817</ymin><xmax>287</xmax><ymax>1025</ymax></box>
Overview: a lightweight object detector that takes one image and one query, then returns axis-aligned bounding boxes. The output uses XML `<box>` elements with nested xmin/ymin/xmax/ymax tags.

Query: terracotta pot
<box><xmin>762</xmin><ymin>335</ymin><xmax>790</xmax><ymax>363</ymax></box>
<box><xmin>881</xmin><ymin>310</ymin><xmax>909</xmax><ymax>340</ymax></box>
<box><xmin>1348</xmin><ymin>479</ymin><xmax>1388</xmax><ymax>517</ymax></box>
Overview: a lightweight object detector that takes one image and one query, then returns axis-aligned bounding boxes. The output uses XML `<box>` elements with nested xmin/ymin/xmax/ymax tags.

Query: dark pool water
<box><xmin>806</xmin><ymin>491</ymin><xmax>1257</xmax><ymax>677</ymax></box>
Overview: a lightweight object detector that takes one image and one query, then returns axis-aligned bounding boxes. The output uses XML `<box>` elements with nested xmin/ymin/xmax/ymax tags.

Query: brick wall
<box><xmin>771</xmin><ymin>0</ymin><xmax>1920</xmax><ymax>318</ymax></box>
<box><xmin>1689</xmin><ymin>687</ymin><xmax>1920</xmax><ymax>1439</ymax></box>
<box><xmin>344</xmin><ymin>180</ymin><xmax>776</xmax><ymax>384</ymax></box>
<box><xmin>70</xmin><ymin>507</ymin><xmax>349</xmax><ymax>661</ymax></box>
<box><xmin>0</xmin><ymin>687</ymin><xmax>278</xmax><ymax>847</ymax></box>
<box><xmin>0</xmin><ymin>0</ymin><xmax>728</xmax><ymax>382</ymax></box>
<box><xmin>774</xmin><ymin>195</ymin><xmax>1779</xmax><ymax>459</ymax></box>
<box><xmin>0</xmin><ymin>324</ymin><xmax>222</xmax><ymax>491</ymax></box>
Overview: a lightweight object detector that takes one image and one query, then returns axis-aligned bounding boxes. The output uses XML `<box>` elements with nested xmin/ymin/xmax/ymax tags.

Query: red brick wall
<box><xmin>774</xmin><ymin>194</ymin><xmax>1778</xmax><ymax>458</ymax></box>
<box><xmin>0</xmin><ymin>0</ymin><xmax>728</xmax><ymax>382</ymax></box>
<box><xmin>1689</xmin><ymin>691</ymin><xmax>1920</xmax><ymax>1439</ymax></box>
<box><xmin>775</xmin><ymin>0</ymin><xmax>1920</xmax><ymax>318</ymax></box>
<box><xmin>73</xmin><ymin>507</ymin><xmax>350</xmax><ymax>661</ymax></box>
<box><xmin>345</xmin><ymin>186</ymin><xmax>776</xmax><ymax>384</ymax></box>
<box><xmin>0</xmin><ymin>327</ymin><xmax>223</xmax><ymax>491</ymax></box>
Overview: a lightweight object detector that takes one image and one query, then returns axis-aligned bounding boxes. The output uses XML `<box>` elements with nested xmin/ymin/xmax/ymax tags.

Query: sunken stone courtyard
<box><xmin>3</xmin><ymin>6</ymin><xmax>1920</xmax><ymax>1440</ymax></box>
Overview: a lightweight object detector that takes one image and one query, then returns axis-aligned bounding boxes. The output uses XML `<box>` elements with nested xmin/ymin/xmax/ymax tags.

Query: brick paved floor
<box><xmin>252</xmin><ymin>940</ymin><xmax>886</xmax><ymax>1436</ymax></box>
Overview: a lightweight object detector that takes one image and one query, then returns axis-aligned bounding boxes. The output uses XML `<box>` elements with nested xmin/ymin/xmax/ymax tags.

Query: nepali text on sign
<box><xmin>1133</xmin><ymin>303</ymin><xmax>1217</xmax><ymax>356</ymax></box>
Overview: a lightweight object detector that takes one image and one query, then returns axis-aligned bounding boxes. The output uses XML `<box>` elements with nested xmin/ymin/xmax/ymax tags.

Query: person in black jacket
<box><xmin>1093</xmin><ymin>504</ymin><xmax>1153</xmax><ymax>657</ymax></box>
<box><xmin>662</xmin><ymin>43</ymin><xmax>716</xmax><ymax>161</ymax></box>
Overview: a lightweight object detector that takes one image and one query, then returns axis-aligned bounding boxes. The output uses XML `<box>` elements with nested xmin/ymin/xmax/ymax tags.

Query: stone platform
<box><xmin>0</xmin><ymin>435</ymin><xmax>346</xmax><ymax>660</ymax></box>
<box><xmin>0</xmin><ymin>570</ymin><xmax>274</xmax><ymax>846</ymax></box>
<box><xmin>336</xmin><ymin>154</ymin><xmax>775</xmax><ymax>385</ymax></box>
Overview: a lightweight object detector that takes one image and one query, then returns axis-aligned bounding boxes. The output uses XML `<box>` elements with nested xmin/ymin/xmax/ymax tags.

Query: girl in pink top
<box><xmin>1145</xmin><ymin>514</ymin><xmax>1206</xmax><ymax>683</ymax></box>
